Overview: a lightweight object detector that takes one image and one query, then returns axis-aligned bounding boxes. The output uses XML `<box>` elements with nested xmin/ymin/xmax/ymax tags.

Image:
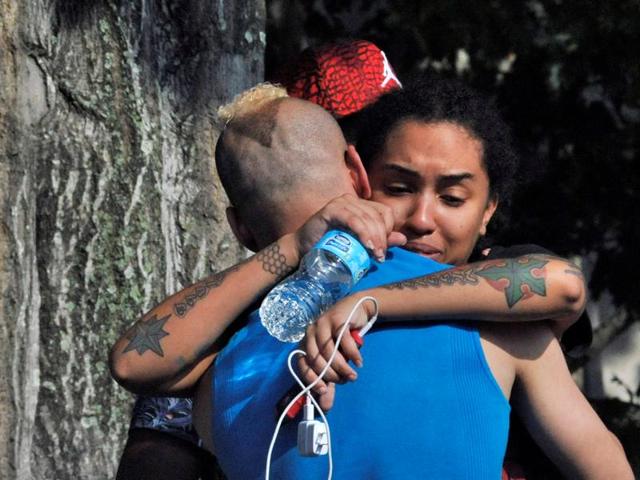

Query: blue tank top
<box><xmin>211</xmin><ymin>247</ymin><xmax>510</xmax><ymax>479</ymax></box>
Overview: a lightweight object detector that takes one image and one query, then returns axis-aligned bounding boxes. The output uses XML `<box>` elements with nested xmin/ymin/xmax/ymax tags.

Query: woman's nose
<box><xmin>404</xmin><ymin>197</ymin><xmax>436</xmax><ymax>235</ymax></box>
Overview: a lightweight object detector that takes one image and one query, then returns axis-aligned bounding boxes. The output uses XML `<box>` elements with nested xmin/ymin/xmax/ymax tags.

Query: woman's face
<box><xmin>368</xmin><ymin>120</ymin><xmax>497</xmax><ymax>266</ymax></box>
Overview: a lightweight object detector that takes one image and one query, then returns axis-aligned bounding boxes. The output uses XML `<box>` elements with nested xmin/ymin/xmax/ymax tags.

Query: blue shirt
<box><xmin>211</xmin><ymin>247</ymin><xmax>510</xmax><ymax>479</ymax></box>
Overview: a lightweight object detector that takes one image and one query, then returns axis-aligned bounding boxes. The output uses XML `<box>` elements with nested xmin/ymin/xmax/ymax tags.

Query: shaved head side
<box><xmin>216</xmin><ymin>89</ymin><xmax>351</xmax><ymax>241</ymax></box>
<box><xmin>217</xmin><ymin>82</ymin><xmax>288</xmax><ymax>127</ymax></box>
<box><xmin>230</xmin><ymin>99</ymin><xmax>281</xmax><ymax>148</ymax></box>
<box><xmin>218</xmin><ymin>83</ymin><xmax>287</xmax><ymax>149</ymax></box>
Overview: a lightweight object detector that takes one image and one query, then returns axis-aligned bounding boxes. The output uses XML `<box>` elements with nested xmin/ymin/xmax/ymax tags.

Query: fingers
<box><xmin>301</xmin><ymin>324</ymin><xmax>343</xmax><ymax>387</ymax></box>
<box><xmin>306</xmin><ymin>327</ymin><xmax>352</xmax><ymax>384</ymax></box>
<box><xmin>298</xmin><ymin>297</ymin><xmax>372</xmax><ymax>405</ymax></box>
<box><xmin>292</xmin><ymin>358</ymin><xmax>336</xmax><ymax>412</ymax></box>
<box><xmin>317</xmin><ymin>383</ymin><xmax>336</xmax><ymax>411</ymax></box>
<box><xmin>341</xmin><ymin>331</ymin><xmax>363</xmax><ymax>368</ymax></box>
<box><xmin>388</xmin><ymin>231</ymin><xmax>408</xmax><ymax>247</ymax></box>
<box><xmin>318</xmin><ymin>313</ymin><xmax>364</xmax><ymax>379</ymax></box>
<box><xmin>368</xmin><ymin>201</ymin><xmax>396</xmax><ymax>239</ymax></box>
<box><xmin>297</xmin><ymin>354</ymin><xmax>328</xmax><ymax>396</ymax></box>
<box><xmin>299</xmin><ymin>322</ymin><xmax>362</xmax><ymax>393</ymax></box>
<box><xmin>326</xmin><ymin>195</ymin><xmax>397</xmax><ymax>261</ymax></box>
<box><xmin>333</xmin><ymin>201</ymin><xmax>387</xmax><ymax>261</ymax></box>
<box><xmin>296</xmin><ymin>194</ymin><xmax>400</xmax><ymax>261</ymax></box>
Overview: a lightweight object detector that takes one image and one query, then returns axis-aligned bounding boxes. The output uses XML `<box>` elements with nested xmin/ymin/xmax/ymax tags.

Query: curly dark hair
<box><xmin>355</xmin><ymin>74</ymin><xmax>519</xmax><ymax>232</ymax></box>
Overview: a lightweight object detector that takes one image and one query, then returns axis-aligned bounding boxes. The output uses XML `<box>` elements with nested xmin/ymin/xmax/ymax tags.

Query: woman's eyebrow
<box><xmin>382</xmin><ymin>164</ymin><xmax>420</xmax><ymax>178</ymax></box>
<box><xmin>437</xmin><ymin>172</ymin><xmax>474</xmax><ymax>187</ymax></box>
<box><xmin>382</xmin><ymin>165</ymin><xmax>474</xmax><ymax>185</ymax></box>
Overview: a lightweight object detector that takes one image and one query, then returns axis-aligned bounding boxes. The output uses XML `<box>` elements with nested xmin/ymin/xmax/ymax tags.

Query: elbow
<box><xmin>108</xmin><ymin>345</ymin><xmax>128</xmax><ymax>387</ymax></box>
<box><xmin>552</xmin><ymin>261</ymin><xmax>587</xmax><ymax>319</ymax></box>
<box><xmin>109</xmin><ymin>345</ymin><xmax>140</xmax><ymax>394</ymax></box>
<box><xmin>109</xmin><ymin>345</ymin><xmax>168</xmax><ymax>395</ymax></box>
<box><xmin>548</xmin><ymin>264</ymin><xmax>587</xmax><ymax>335</ymax></box>
<box><xmin>562</xmin><ymin>273</ymin><xmax>586</xmax><ymax>317</ymax></box>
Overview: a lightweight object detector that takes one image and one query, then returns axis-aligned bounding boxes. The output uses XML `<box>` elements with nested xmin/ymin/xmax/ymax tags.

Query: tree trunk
<box><xmin>0</xmin><ymin>0</ymin><xmax>265</xmax><ymax>477</ymax></box>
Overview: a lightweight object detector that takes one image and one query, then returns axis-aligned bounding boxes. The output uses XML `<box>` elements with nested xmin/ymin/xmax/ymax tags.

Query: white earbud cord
<box><xmin>265</xmin><ymin>296</ymin><xmax>379</xmax><ymax>480</ymax></box>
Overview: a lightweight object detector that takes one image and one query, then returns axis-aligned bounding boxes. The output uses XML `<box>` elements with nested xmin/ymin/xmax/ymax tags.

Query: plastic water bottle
<box><xmin>260</xmin><ymin>230</ymin><xmax>371</xmax><ymax>343</ymax></box>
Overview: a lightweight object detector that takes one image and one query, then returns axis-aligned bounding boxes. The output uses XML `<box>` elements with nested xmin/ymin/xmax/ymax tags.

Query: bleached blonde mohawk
<box><xmin>217</xmin><ymin>82</ymin><xmax>288</xmax><ymax>125</ymax></box>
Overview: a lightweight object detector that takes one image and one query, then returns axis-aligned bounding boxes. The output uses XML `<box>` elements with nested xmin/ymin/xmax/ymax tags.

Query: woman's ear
<box><xmin>479</xmin><ymin>196</ymin><xmax>499</xmax><ymax>236</ymax></box>
<box><xmin>226</xmin><ymin>206</ymin><xmax>259</xmax><ymax>252</ymax></box>
<box><xmin>345</xmin><ymin>144</ymin><xmax>372</xmax><ymax>199</ymax></box>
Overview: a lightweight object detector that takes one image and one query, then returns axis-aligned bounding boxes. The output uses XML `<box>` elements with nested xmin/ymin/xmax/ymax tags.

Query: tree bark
<box><xmin>0</xmin><ymin>0</ymin><xmax>265</xmax><ymax>477</ymax></box>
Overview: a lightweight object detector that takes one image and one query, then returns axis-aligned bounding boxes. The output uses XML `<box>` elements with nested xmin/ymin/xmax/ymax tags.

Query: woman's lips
<box><xmin>403</xmin><ymin>242</ymin><xmax>443</xmax><ymax>260</ymax></box>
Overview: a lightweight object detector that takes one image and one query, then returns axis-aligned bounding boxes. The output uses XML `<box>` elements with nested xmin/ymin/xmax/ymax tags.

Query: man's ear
<box><xmin>345</xmin><ymin>144</ymin><xmax>372</xmax><ymax>199</ymax></box>
<box><xmin>479</xmin><ymin>196</ymin><xmax>499</xmax><ymax>236</ymax></box>
<box><xmin>226</xmin><ymin>206</ymin><xmax>259</xmax><ymax>252</ymax></box>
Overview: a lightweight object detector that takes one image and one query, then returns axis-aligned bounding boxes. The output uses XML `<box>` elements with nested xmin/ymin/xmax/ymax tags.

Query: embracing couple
<box><xmin>111</xmin><ymin>75</ymin><xmax>632</xmax><ymax>479</ymax></box>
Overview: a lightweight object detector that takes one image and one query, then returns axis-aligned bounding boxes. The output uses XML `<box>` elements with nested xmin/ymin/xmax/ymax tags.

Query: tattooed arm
<box><xmin>299</xmin><ymin>253</ymin><xmax>586</xmax><ymax>397</ymax></box>
<box><xmin>109</xmin><ymin>236</ymin><xmax>299</xmax><ymax>395</ymax></box>
<box><xmin>109</xmin><ymin>194</ymin><xmax>404</xmax><ymax>395</ymax></box>
<box><xmin>376</xmin><ymin>254</ymin><xmax>585</xmax><ymax>324</ymax></box>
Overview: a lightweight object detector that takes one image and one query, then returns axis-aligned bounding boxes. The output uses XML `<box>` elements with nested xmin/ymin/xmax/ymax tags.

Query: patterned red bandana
<box><xmin>277</xmin><ymin>40</ymin><xmax>402</xmax><ymax>117</ymax></box>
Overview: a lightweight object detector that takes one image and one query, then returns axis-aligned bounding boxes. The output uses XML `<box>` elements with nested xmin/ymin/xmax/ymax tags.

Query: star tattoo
<box><xmin>476</xmin><ymin>257</ymin><xmax>548</xmax><ymax>308</ymax></box>
<box><xmin>123</xmin><ymin>313</ymin><xmax>171</xmax><ymax>357</ymax></box>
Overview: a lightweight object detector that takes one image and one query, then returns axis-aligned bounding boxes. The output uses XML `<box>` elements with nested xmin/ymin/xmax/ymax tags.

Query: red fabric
<box><xmin>277</xmin><ymin>40</ymin><xmax>402</xmax><ymax>117</ymax></box>
<box><xmin>502</xmin><ymin>460</ymin><xmax>527</xmax><ymax>480</ymax></box>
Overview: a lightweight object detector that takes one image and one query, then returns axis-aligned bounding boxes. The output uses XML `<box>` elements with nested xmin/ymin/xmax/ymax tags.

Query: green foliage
<box><xmin>266</xmin><ymin>0</ymin><xmax>640</xmax><ymax>317</ymax></box>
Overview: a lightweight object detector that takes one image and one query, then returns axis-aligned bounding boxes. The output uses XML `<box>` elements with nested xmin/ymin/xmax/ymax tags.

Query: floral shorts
<box><xmin>130</xmin><ymin>395</ymin><xmax>202</xmax><ymax>447</ymax></box>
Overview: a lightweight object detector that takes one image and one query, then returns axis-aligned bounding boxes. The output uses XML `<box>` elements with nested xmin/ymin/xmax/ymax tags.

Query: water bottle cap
<box><xmin>314</xmin><ymin>230</ymin><xmax>371</xmax><ymax>283</ymax></box>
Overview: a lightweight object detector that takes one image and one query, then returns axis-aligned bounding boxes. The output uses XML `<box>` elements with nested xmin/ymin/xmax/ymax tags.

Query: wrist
<box><xmin>350</xmin><ymin>291</ymin><xmax>377</xmax><ymax>318</ymax></box>
<box><xmin>361</xmin><ymin>288</ymin><xmax>390</xmax><ymax>316</ymax></box>
<box><xmin>277</xmin><ymin>233</ymin><xmax>302</xmax><ymax>268</ymax></box>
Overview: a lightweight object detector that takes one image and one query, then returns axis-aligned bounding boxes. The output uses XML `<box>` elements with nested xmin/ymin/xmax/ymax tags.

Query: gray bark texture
<box><xmin>0</xmin><ymin>0</ymin><xmax>265</xmax><ymax>478</ymax></box>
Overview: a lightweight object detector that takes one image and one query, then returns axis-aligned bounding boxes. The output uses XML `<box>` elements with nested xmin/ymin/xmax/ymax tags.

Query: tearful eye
<box><xmin>441</xmin><ymin>195</ymin><xmax>464</xmax><ymax>206</ymax></box>
<box><xmin>384</xmin><ymin>183</ymin><xmax>412</xmax><ymax>195</ymax></box>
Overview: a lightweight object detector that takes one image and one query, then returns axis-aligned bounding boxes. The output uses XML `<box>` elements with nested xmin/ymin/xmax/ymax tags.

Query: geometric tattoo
<box><xmin>256</xmin><ymin>242</ymin><xmax>293</xmax><ymax>279</ymax></box>
<box><xmin>381</xmin><ymin>254</ymin><xmax>550</xmax><ymax>309</ymax></box>
<box><xmin>123</xmin><ymin>313</ymin><xmax>171</xmax><ymax>357</ymax></box>
<box><xmin>475</xmin><ymin>256</ymin><xmax>548</xmax><ymax>308</ymax></box>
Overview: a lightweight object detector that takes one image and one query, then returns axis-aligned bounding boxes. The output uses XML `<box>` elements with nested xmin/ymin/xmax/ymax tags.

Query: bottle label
<box><xmin>315</xmin><ymin>230</ymin><xmax>371</xmax><ymax>283</ymax></box>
